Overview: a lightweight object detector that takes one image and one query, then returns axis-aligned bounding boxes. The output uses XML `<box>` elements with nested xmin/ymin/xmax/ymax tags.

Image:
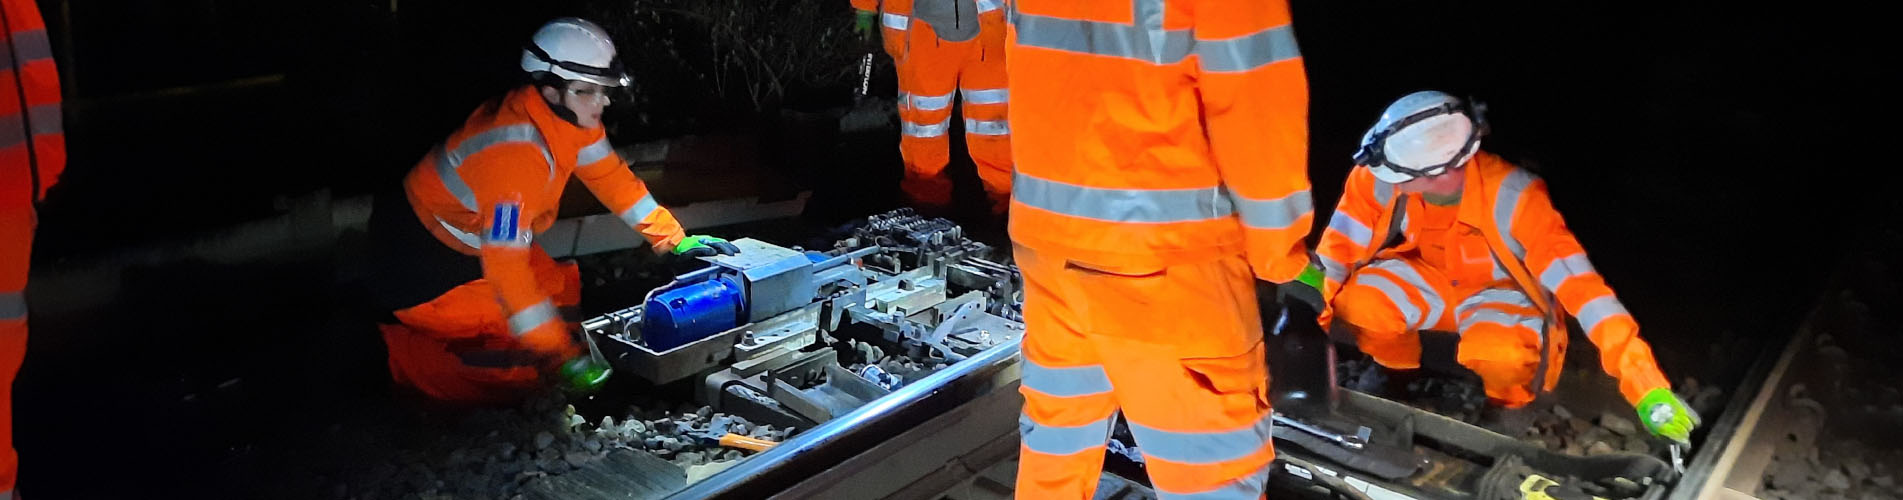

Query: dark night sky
<box><xmin>12</xmin><ymin>1</ymin><xmax>1893</xmax><ymax>498</ymax></box>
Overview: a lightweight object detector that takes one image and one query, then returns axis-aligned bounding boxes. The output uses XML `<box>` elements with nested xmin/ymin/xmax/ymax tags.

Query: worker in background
<box><xmin>1</xmin><ymin>0</ymin><xmax>63</xmax><ymax>497</ymax></box>
<box><xmin>1315</xmin><ymin>91</ymin><xmax>1699</xmax><ymax>446</ymax></box>
<box><xmin>1007</xmin><ymin>0</ymin><xmax>1327</xmax><ymax>497</ymax></box>
<box><xmin>851</xmin><ymin>0</ymin><xmax>1013</xmax><ymax>216</ymax></box>
<box><xmin>366</xmin><ymin>18</ymin><xmax>739</xmax><ymax>406</ymax></box>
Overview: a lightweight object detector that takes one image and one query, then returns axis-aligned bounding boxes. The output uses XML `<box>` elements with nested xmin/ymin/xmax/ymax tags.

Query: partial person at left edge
<box><xmin>364</xmin><ymin>17</ymin><xmax>741</xmax><ymax>406</ymax></box>
<box><xmin>3</xmin><ymin>0</ymin><xmax>66</xmax><ymax>498</ymax></box>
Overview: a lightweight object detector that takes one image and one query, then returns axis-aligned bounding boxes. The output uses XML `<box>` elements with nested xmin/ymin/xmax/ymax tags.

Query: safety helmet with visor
<box><xmin>1353</xmin><ymin>91</ymin><xmax>1489</xmax><ymax>184</ymax></box>
<box><xmin>520</xmin><ymin>18</ymin><xmax>632</xmax><ymax>89</ymax></box>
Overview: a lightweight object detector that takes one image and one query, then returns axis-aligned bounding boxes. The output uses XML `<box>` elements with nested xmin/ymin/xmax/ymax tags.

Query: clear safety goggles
<box><xmin>1354</xmin><ymin>99</ymin><xmax>1489</xmax><ymax>182</ymax></box>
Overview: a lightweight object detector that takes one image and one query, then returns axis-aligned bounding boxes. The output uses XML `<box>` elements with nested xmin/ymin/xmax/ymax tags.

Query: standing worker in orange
<box><xmin>850</xmin><ymin>0</ymin><xmax>1013</xmax><ymax>216</ymax></box>
<box><xmin>1006</xmin><ymin>0</ymin><xmax>1327</xmax><ymax>497</ymax></box>
<box><xmin>1</xmin><ymin>0</ymin><xmax>63</xmax><ymax>497</ymax></box>
<box><xmin>366</xmin><ymin>18</ymin><xmax>740</xmax><ymax>405</ymax></box>
<box><xmin>1315</xmin><ymin>91</ymin><xmax>1699</xmax><ymax>446</ymax></box>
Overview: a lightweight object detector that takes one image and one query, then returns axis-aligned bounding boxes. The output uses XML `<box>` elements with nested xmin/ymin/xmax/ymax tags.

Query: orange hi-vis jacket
<box><xmin>2</xmin><ymin>0</ymin><xmax>62</xmax><ymax>205</ymax></box>
<box><xmin>1316</xmin><ymin>151</ymin><xmax>1671</xmax><ymax>404</ymax></box>
<box><xmin>854</xmin><ymin>0</ymin><xmax>1009</xmax><ymax>56</ymax></box>
<box><xmin>403</xmin><ymin>85</ymin><xmax>686</xmax><ymax>355</ymax></box>
<box><xmin>1004</xmin><ymin>0</ymin><xmax>1314</xmax><ymax>282</ymax></box>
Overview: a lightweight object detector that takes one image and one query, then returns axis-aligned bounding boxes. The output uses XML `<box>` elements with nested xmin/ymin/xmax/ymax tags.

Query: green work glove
<box><xmin>558</xmin><ymin>356</ymin><xmax>613</xmax><ymax>394</ymax></box>
<box><xmin>854</xmin><ymin>10</ymin><xmax>876</xmax><ymax>40</ymax></box>
<box><xmin>672</xmin><ymin>235</ymin><xmax>741</xmax><ymax>258</ymax></box>
<box><xmin>1637</xmin><ymin>387</ymin><xmax>1700</xmax><ymax>446</ymax></box>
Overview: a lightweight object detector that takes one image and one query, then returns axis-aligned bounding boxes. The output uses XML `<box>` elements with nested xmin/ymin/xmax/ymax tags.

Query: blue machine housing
<box><xmin>642</xmin><ymin>275</ymin><xmax>747</xmax><ymax>352</ymax></box>
<box><xmin>636</xmin><ymin>239</ymin><xmax>880</xmax><ymax>353</ymax></box>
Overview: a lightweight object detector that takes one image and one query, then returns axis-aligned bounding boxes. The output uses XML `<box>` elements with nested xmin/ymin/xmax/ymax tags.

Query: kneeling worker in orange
<box><xmin>1007</xmin><ymin>0</ymin><xmax>1328</xmax><ymax>497</ymax></box>
<box><xmin>1315</xmin><ymin>91</ymin><xmax>1698</xmax><ymax>445</ymax></box>
<box><xmin>366</xmin><ymin>18</ymin><xmax>739</xmax><ymax>405</ymax></box>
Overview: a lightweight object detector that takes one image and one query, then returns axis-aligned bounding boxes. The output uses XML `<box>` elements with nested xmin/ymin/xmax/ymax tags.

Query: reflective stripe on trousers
<box><xmin>0</xmin><ymin>292</ymin><xmax>24</xmax><ymax>320</ymax></box>
<box><xmin>1010</xmin><ymin>0</ymin><xmax>1300</xmax><ymax>73</ymax></box>
<box><xmin>904</xmin><ymin>91</ymin><xmax>955</xmax><ymax>112</ymax></box>
<box><xmin>960</xmin><ymin>87</ymin><xmax>1008</xmax><ymax>105</ymax></box>
<box><xmin>1019</xmin><ymin>356</ymin><xmax>1272</xmax><ymax>499</ymax></box>
<box><xmin>903</xmin><ymin>118</ymin><xmax>951</xmax><ymax>138</ymax></box>
<box><xmin>1455</xmin><ymin>288</ymin><xmax>1543</xmax><ymax>342</ymax></box>
<box><xmin>1357</xmin><ymin>259</ymin><xmax>1445</xmax><ymax>330</ymax></box>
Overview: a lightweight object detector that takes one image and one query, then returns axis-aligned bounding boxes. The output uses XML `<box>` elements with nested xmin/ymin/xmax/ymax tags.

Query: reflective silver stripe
<box><xmin>1458</xmin><ymin>288</ymin><xmax>1535</xmax><ymax>313</ymax></box>
<box><xmin>1357</xmin><ymin>273</ymin><xmax>1422</xmax><ymax>328</ymax></box>
<box><xmin>431</xmin><ymin>147</ymin><xmax>480</xmax><ymax>211</ymax></box>
<box><xmin>0</xmin><ymin>118</ymin><xmax>22</xmax><ymax>149</ymax></box>
<box><xmin>508</xmin><ymin>300</ymin><xmax>561</xmax><ymax>337</ymax></box>
<box><xmin>1020</xmin><ymin>414</ymin><xmax>1112</xmax><ymax>456</ymax></box>
<box><xmin>883</xmin><ymin>12</ymin><xmax>910</xmax><ymax>30</ymax></box>
<box><xmin>1</xmin><ymin>292</ymin><xmax>26</xmax><ymax>320</ymax></box>
<box><xmin>1127</xmin><ymin>411</ymin><xmax>1273</xmax><ymax>465</ymax></box>
<box><xmin>1458</xmin><ymin>308</ymin><xmax>1544</xmax><ymax>341</ymax></box>
<box><xmin>1493</xmin><ymin>169</ymin><xmax>1537</xmax><ymax>259</ymax></box>
<box><xmin>618</xmin><ymin>193</ymin><xmax>662</xmax><ymax>228</ymax></box>
<box><xmin>1458</xmin><ymin>308</ymin><xmax>1519</xmax><ymax>331</ymax></box>
<box><xmin>28</xmin><ymin>104</ymin><xmax>62</xmax><ymax>137</ymax></box>
<box><xmin>1231</xmin><ymin>191</ymin><xmax>1308</xmax><ymax>231</ymax></box>
<box><xmin>1576</xmin><ymin>295</ymin><xmax>1629</xmax><ymax>334</ymax></box>
<box><xmin>1491</xmin><ymin>255</ymin><xmax>1512</xmax><ymax>281</ymax></box>
<box><xmin>1013</xmin><ymin>12</ymin><xmax>1193</xmax><ymax>65</ymax></box>
<box><xmin>976</xmin><ymin>0</ymin><xmax>1004</xmax><ymax>13</ymax></box>
<box><xmin>1021</xmin><ymin>359</ymin><xmax>1113</xmax><ymax>397</ymax></box>
<box><xmin>435</xmin><ymin>124</ymin><xmax>555</xmax><ymax>212</ymax></box>
<box><xmin>435</xmin><ymin>216</ymin><xmax>483</xmax><ymax>250</ymax></box>
<box><xmin>910</xmin><ymin>91</ymin><xmax>954</xmax><ymax>111</ymax></box>
<box><xmin>1158</xmin><ymin>461</ymin><xmax>1272</xmax><ymax>500</ymax></box>
<box><xmin>1013</xmin><ymin>171</ymin><xmax>1234</xmax><ymax>224</ymax></box>
<box><xmin>1373</xmin><ymin>259</ymin><xmax>1443</xmax><ymax>328</ymax></box>
<box><xmin>577</xmin><ymin>137</ymin><xmax>615</xmax><ymax>166</ymax></box>
<box><xmin>1538</xmin><ymin>253</ymin><xmax>1597</xmax><ymax>293</ymax></box>
<box><xmin>1325</xmin><ymin>211</ymin><xmax>1375</xmax><ymax>247</ymax></box>
<box><xmin>1373</xmin><ymin>179</ymin><xmax>1395</xmax><ymax>206</ymax></box>
<box><xmin>1455</xmin><ymin>288</ymin><xmax>1541</xmax><ymax>339</ymax></box>
<box><xmin>14</xmin><ymin>29</ymin><xmax>55</xmax><ymax>63</ymax></box>
<box><xmin>964</xmin><ymin>118</ymin><xmax>1010</xmax><ymax>136</ymax></box>
<box><xmin>483</xmin><ymin>233</ymin><xmax>532</xmax><ymax>249</ymax></box>
<box><xmin>1318</xmin><ymin>253</ymin><xmax>1351</xmax><ymax>284</ymax></box>
<box><xmin>902</xmin><ymin>118</ymin><xmax>951</xmax><ymax>138</ymax></box>
<box><xmin>960</xmin><ymin>88</ymin><xmax>1009</xmax><ymax>105</ymax></box>
<box><xmin>1195</xmin><ymin>24</ymin><xmax>1300</xmax><ymax>73</ymax></box>
<box><xmin>1014</xmin><ymin>0</ymin><xmax>1292</xmax><ymax>70</ymax></box>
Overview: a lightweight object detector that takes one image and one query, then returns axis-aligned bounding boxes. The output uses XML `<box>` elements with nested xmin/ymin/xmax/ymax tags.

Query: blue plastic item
<box><xmin>642</xmin><ymin>275</ymin><xmax>747</xmax><ymax>352</ymax></box>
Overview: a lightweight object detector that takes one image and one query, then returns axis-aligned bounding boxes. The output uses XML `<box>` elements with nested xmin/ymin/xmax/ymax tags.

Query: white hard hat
<box><xmin>1353</xmin><ymin>91</ymin><xmax>1487</xmax><ymax>184</ymax></box>
<box><xmin>520</xmin><ymin>18</ymin><xmax>631</xmax><ymax>88</ymax></box>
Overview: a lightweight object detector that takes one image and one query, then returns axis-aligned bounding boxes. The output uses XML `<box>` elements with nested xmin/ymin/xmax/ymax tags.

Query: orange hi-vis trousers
<box><xmin>0</xmin><ymin>203</ymin><xmax>30</xmax><ymax>496</ymax></box>
<box><xmin>1332</xmin><ymin>256</ymin><xmax>1549</xmax><ymax>407</ymax></box>
<box><xmin>895</xmin><ymin>13</ymin><xmax>1012</xmax><ymax>213</ymax></box>
<box><xmin>1015</xmin><ymin>245</ymin><xmax>1275</xmax><ymax>499</ymax></box>
<box><xmin>380</xmin><ymin>245</ymin><xmax>582</xmax><ymax>406</ymax></box>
